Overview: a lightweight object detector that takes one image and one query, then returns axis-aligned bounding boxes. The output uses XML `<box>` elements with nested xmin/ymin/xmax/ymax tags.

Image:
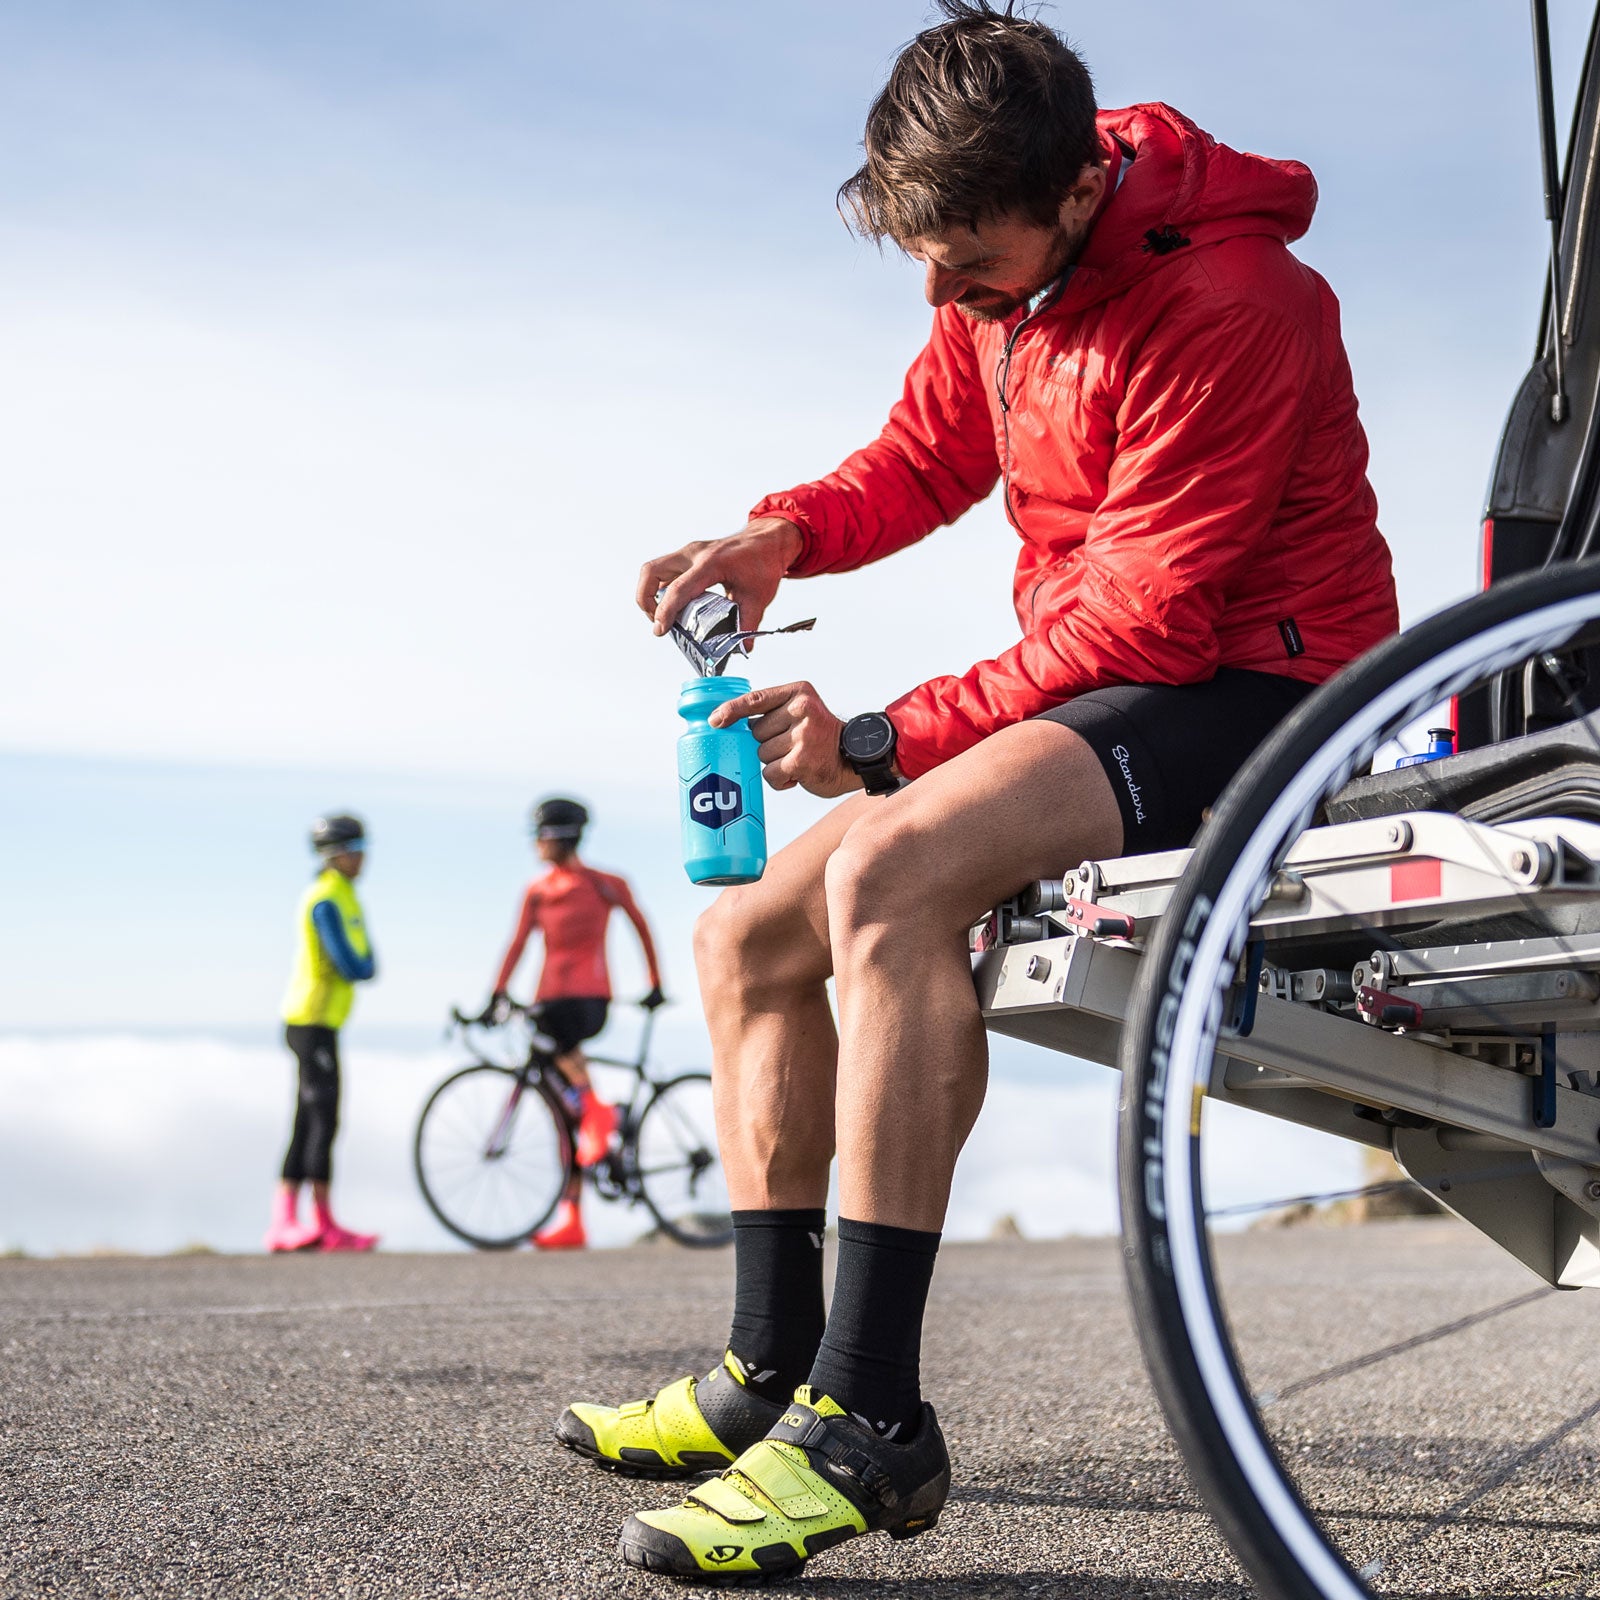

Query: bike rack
<box><xmin>977</xmin><ymin>808</ymin><xmax>1600</xmax><ymax>1287</ymax></box>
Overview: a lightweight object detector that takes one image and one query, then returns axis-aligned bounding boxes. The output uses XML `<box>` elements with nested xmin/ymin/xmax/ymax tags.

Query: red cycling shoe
<box><xmin>575</xmin><ymin>1095</ymin><xmax>618</xmax><ymax>1168</ymax></box>
<box><xmin>533</xmin><ymin>1199</ymin><xmax>587</xmax><ymax>1250</ymax></box>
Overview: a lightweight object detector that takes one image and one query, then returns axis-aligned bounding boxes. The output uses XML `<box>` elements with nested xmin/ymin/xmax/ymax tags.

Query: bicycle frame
<box><xmin>452</xmin><ymin>1000</ymin><xmax>663</xmax><ymax>1140</ymax></box>
<box><xmin>578</xmin><ymin>1006</ymin><xmax>661</xmax><ymax>1130</ymax></box>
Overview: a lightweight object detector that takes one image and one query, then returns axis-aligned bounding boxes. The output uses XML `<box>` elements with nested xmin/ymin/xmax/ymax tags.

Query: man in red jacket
<box><xmin>564</xmin><ymin>3</ymin><xmax>1398</xmax><ymax>1577</ymax></box>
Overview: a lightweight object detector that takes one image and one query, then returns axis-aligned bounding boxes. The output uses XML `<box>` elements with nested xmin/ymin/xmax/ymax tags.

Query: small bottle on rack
<box><xmin>1395</xmin><ymin>727</ymin><xmax>1457</xmax><ymax>768</ymax></box>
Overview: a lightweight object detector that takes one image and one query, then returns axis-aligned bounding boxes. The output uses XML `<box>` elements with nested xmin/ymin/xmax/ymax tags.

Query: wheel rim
<box><xmin>415</xmin><ymin>1066</ymin><xmax>569</xmax><ymax>1247</ymax></box>
<box><xmin>634</xmin><ymin>1074</ymin><xmax>731</xmax><ymax>1245</ymax></box>
<box><xmin>1121</xmin><ymin>566</ymin><xmax>1600</xmax><ymax>1598</ymax></box>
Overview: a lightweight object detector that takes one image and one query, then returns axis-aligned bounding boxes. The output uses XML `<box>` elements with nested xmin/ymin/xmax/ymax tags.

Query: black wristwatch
<box><xmin>839</xmin><ymin>712</ymin><xmax>901</xmax><ymax>795</ymax></box>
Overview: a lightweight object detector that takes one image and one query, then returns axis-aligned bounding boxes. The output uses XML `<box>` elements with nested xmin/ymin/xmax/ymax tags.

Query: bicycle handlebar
<box><xmin>448</xmin><ymin>996</ymin><xmax>668</xmax><ymax>1031</ymax></box>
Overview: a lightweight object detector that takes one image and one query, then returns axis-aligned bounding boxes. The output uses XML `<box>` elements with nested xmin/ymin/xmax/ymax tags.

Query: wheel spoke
<box><xmin>1256</xmin><ymin>1289</ymin><xmax>1552</xmax><ymax>1409</ymax></box>
<box><xmin>414</xmin><ymin>1065</ymin><xmax>569</xmax><ymax>1246</ymax></box>
<box><xmin>631</xmin><ymin>1075</ymin><xmax>731</xmax><ymax>1247</ymax></box>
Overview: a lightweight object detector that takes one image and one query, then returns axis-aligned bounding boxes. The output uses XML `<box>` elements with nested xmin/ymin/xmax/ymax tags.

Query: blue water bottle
<box><xmin>677</xmin><ymin>676</ymin><xmax>767</xmax><ymax>885</ymax></box>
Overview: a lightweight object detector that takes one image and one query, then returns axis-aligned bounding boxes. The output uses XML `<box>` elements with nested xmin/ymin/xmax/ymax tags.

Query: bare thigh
<box><xmin>828</xmin><ymin>718</ymin><xmax>1124</xmax><ymax>937</ymax></box>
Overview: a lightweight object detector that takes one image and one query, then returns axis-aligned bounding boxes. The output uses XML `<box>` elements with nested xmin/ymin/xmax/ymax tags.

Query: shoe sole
<box><xmin>617</xmin><ymin>1510</ymin><xmax>941</xmax><ymax>1581</ymax></box>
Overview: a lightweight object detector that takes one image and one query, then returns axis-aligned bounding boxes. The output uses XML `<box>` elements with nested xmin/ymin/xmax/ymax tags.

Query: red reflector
<box><xmin>1390</xmin><ymin>859</ymin><xmax>1442</xmax><ymax>902</ymax></box>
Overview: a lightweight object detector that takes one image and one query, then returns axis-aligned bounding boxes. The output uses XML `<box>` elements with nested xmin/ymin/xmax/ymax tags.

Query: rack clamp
<box><xmin>1020</xmin><ymin>875</ymin><xmax>1135</xmax><ymax>941</ymax></box>
<box><xmin>1060</xmin><ymin>897</ymin><xmax>1136</xmax><ymax>940</ymax></box>
<box><xmin>1356</xmin><ymin>985</ymin><xmax>1424</xmax><ymax>1030</ymax></box>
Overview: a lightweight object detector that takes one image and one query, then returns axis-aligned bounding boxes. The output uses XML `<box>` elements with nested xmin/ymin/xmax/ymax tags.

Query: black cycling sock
<box><xmin>806</xmin><ymin>1217</ymin><xmax>940</xmax><ymax>1442</ymax></box>
<box><xmin>726</xmin><ymin>1208</ymin><xmax>828</xmax><ymax>1405</ymax></box>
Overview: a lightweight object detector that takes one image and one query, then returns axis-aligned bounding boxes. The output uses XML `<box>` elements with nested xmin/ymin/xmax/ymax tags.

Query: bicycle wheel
<box><xmin>1119</xmin><ymin>560</ymin><xmax>1600</xmax><ymax>1599</ymax></box>
<box><xmin>631</xmin><ymin>1072</ymin><xmax>732</xmax><ymax>1247</ymax></box>
<box><xmin>414</xmin><ymin>1064</ymin><xmax>572</xmax><ymax>1249</ymax></box>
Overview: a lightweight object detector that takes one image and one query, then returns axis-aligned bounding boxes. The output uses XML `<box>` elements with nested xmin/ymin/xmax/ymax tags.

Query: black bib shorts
<box><xmin>1036</xmin><ymin>669</ymin><xmax>1316</xmax><ymax>854</ymax></box>
<box><xmin>537</xmin><ymin>997</ymin><xmax>610</xmax><ymax>1054</ymax></box>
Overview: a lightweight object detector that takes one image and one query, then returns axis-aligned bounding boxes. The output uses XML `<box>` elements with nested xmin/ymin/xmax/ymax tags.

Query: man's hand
<box><xmin>637</xmin><ymin>517</ymin><xmax>804</xmax><ymax>637</ymax></box>
<box><xmin>711</xmin><ymin>680</ymin><xmax>862</xmax><ymax>798</ymax></box>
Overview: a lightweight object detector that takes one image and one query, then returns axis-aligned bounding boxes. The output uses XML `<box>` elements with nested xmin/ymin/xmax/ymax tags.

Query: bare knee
<box><xmin>693</xmin><ymin>884</ymin><xmax>774</xmax><ymax>976</ymax></box>
<box><xmin>694</xmin><ymin>880</ymin><xmax>827</xmax><ymax>1000</ymax></box>
<box><xmin>824</xmin><ymin>808</ymin><xmax>945</xmax><ymax>941</ymax></box>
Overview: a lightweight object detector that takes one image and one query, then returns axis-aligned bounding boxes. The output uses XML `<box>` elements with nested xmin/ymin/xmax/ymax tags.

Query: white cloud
<box><xmin>0</xmin><ymin>1034</ymin><xmax>1360</xmax><ymax>1256</ymax></box>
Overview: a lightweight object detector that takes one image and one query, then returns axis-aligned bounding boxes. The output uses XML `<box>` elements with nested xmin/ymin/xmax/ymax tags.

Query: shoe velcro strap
<box><xmin>767</xmin><ymin>1409</ymin><xmax>898</xmax><ymax>1512</ymax></box>
<box><xmin>650</xmin><ymin>1374</ymin><xmax>726</xmax><ymax>1461</ymax></box>
<box><xmin>653</xmin><ymin>1375</ymin><xmax>698</xmax><ymax>1427</ymax></box>
<box><xmin>689</xmin><ymin>1475</ymin><xmax>768</xmax><ymax>1525</ymax></box>
<box><xmin>716</xmin><ymin>1443</ymin><xmax>832</xmax><ymax>1521</ymax></box>
<box><xmin>618</xmin><ymin>1399</ymin><xmax>652</xmax><ymax>1420</ymax></box>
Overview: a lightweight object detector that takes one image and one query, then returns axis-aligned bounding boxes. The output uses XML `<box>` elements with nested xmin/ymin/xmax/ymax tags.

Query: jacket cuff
<box><xmin>749</xmin><ymin>495</ymin><xmax>823</xmax><ymax>576</ymax></box>
<box><xmin>883</xmin><ymin>702</ymin><xmax>939</xmax><ymax>781</ymax></box>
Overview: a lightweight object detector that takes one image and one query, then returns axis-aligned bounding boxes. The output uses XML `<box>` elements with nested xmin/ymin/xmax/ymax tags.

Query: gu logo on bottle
<box><xmin>689</xmin><ymin>773</ymin><xmax>744</xmax><ymax>828</ymax></box>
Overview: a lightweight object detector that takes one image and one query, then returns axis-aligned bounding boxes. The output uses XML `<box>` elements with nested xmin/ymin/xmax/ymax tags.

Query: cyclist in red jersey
<box><xmin>486</xmin><ymin>797</ymin><xmax>665</xmax><ymax>1250</ymax></box>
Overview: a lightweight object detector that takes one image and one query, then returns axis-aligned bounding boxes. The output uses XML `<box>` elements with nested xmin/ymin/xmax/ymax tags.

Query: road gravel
<box><xmin>2</xmin><ymin>1224</ymin><xmax>1594</xmax><ymax>1597</ymax></box>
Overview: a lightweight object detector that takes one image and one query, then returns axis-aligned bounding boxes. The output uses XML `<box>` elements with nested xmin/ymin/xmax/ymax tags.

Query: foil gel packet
<box><xmin>664</xmin><ymin>588</ymin><xmax>816</xmax><ymax>677</ymax></box>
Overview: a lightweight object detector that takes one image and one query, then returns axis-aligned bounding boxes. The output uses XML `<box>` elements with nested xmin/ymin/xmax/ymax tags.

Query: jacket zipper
<box><xmin>995</xmin><ymin>271</ymin><xmax>1072</xmax><ymax>533</ymax></box>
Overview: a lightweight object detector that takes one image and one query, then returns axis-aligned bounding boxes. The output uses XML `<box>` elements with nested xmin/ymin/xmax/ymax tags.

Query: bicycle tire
<box><xmin>414</xmin><ymin>1063</ymin><xmax>573</xmax><ymax>1250</ymax></box>
<box><xmin>1119</xmin><ymin>559</ymin><xmax>1600</xmax><ymax>1600</ymax></box>
<box><xmin>631</xmin><ymin>1072</ymin><xmax>732</xmax><ymax>1248</ymax></box>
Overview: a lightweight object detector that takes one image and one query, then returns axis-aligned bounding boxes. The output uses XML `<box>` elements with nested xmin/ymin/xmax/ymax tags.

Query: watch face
<box><xmin>842</xmin><ymin>713</ymin><xmax>895</xmax><ymax>764</ymax></box>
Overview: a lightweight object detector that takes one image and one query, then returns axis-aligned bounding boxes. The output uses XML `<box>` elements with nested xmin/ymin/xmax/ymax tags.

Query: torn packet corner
<box><xmin>664</xmin><ymin>589</ymin><xmax>817</xmax><ymax>677</ymax></box>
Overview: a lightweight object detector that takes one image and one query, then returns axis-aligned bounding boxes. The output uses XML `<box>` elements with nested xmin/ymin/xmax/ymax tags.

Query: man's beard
<box><xmin>954</xmin><ymin>222</ymin><xmax>1085</xmax><ymax>323</ymax></box>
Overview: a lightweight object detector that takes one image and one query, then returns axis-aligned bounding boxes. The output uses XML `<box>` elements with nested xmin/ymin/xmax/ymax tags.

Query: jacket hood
<box><xmin>1061</xmin><ymin>103</ymin><xmax>1318</xmax><ymax>313</ymax></box>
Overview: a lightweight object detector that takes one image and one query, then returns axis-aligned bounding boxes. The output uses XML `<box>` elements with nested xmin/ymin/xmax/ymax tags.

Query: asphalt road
<box><xmin>3</xmin><ymin>1225</ymin><xmax>1596</xmax><ymax>1599</ymax></box>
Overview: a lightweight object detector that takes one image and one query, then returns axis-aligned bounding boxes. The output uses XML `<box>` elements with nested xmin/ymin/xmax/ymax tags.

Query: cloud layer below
<box><xmin>2</xmin><ymin>1034</ymin><xmax>1361</xmax><ymax>1255</ymax></box>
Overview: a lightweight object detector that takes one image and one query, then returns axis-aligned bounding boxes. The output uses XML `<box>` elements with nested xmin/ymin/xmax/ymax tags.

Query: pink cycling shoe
<box><xmin>310</xmin><ymin>1196</ymin><xmax>378</xmax><ymax>1252</ymax></box>
<box><xmin>574</xmin><ymin>1093</ymin><xmax>618</xmax><ymax>1168</ymax></box>
<box><xmin>263</xmin><ymin>1186</ymin><xmax>323</xmax><ymax>1252</ymax></box>
<box><xmin>317</xmin><ymin>1222</ymin><xmax>379</xmax><ymax>1252</ymax></box>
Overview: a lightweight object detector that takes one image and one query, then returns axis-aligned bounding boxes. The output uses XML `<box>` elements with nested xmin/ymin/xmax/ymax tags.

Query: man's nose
<box><xmin>924</xmin><ymin>261</ymin><xmax>969</xmax><ymax>308</ymax></box>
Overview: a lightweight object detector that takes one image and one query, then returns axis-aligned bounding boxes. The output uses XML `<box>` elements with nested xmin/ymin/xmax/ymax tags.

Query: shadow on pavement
<box><xmin>760</xmin><ymin>1578</ymin><xmax>1250</xmax><ymax>1599</ymax></box>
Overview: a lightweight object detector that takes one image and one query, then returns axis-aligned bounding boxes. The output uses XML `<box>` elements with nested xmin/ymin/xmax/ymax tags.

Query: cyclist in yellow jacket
<box><xmin>266</xmin><ymin>813</ymin><xmax>380</xmax><ymax>1253</ymax></box>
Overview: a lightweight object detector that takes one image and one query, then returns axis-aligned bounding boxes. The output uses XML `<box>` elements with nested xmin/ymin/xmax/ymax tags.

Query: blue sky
<box><xmin>2</xmin><ymin>6</ymin><xmax>1589</xmax><ymax>1035</ymax></box>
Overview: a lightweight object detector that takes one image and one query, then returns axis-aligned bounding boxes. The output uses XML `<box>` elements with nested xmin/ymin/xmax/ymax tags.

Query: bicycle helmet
<box><xmin>311</xmin><ymin>813</ymin><xmax>366</xmax><ymax>857</ymax></box>
<box><xmin>531</xmin><ymin>796</ymin><xmax>589</xmax><ymax>841</ymax></box>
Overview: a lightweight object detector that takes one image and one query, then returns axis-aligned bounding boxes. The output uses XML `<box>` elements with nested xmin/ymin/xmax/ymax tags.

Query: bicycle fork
<box><xmin>483</xmin><ymin>1081</ymin><xmax>526</xmax><ymax>1161</ymax></box>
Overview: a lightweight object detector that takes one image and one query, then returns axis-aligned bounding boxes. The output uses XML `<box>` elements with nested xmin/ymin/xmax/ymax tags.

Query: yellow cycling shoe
<box><xmin>617</xmin><ymin>1388</ymin><xmax>949</xmax><ymax>1580</ymax></box>
<box><xmin>555</xmin><ymin>1351</ymin><xmax>783</xmax><ymax>1479</ymax></box>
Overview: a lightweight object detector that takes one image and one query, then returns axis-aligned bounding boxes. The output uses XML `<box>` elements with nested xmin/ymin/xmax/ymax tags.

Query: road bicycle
<box><xmin>413</xmin><ymin>999</ymin><xmax>731</xmax><ymax>1250</ymax></box>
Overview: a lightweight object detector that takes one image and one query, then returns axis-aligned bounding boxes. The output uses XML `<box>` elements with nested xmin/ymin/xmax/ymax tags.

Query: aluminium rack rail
<box><xmin>975</xmin><ymin>809</ymin><xmax>1600</xmax><ymax>1287</ymax></box>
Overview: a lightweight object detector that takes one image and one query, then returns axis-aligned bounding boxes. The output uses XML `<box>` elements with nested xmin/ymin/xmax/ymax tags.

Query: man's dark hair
<box><xmin>839</xmin><ymin>1</ymin><xmax>1099</xmax><ymax>245</ymax></box>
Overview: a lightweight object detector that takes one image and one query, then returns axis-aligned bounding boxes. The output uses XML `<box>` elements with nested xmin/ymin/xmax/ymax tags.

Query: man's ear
<box><xmin>1058</xmin><ymin>162</ymin><xmax>1107</xmax><ymax>226</ymax></box>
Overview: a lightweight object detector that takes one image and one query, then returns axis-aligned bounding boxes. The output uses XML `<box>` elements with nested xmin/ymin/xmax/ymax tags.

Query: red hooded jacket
<box><xmin>751</xmin><ymin>103</ymin><xmax>1399</xmax><ymax>779</ymax></box>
